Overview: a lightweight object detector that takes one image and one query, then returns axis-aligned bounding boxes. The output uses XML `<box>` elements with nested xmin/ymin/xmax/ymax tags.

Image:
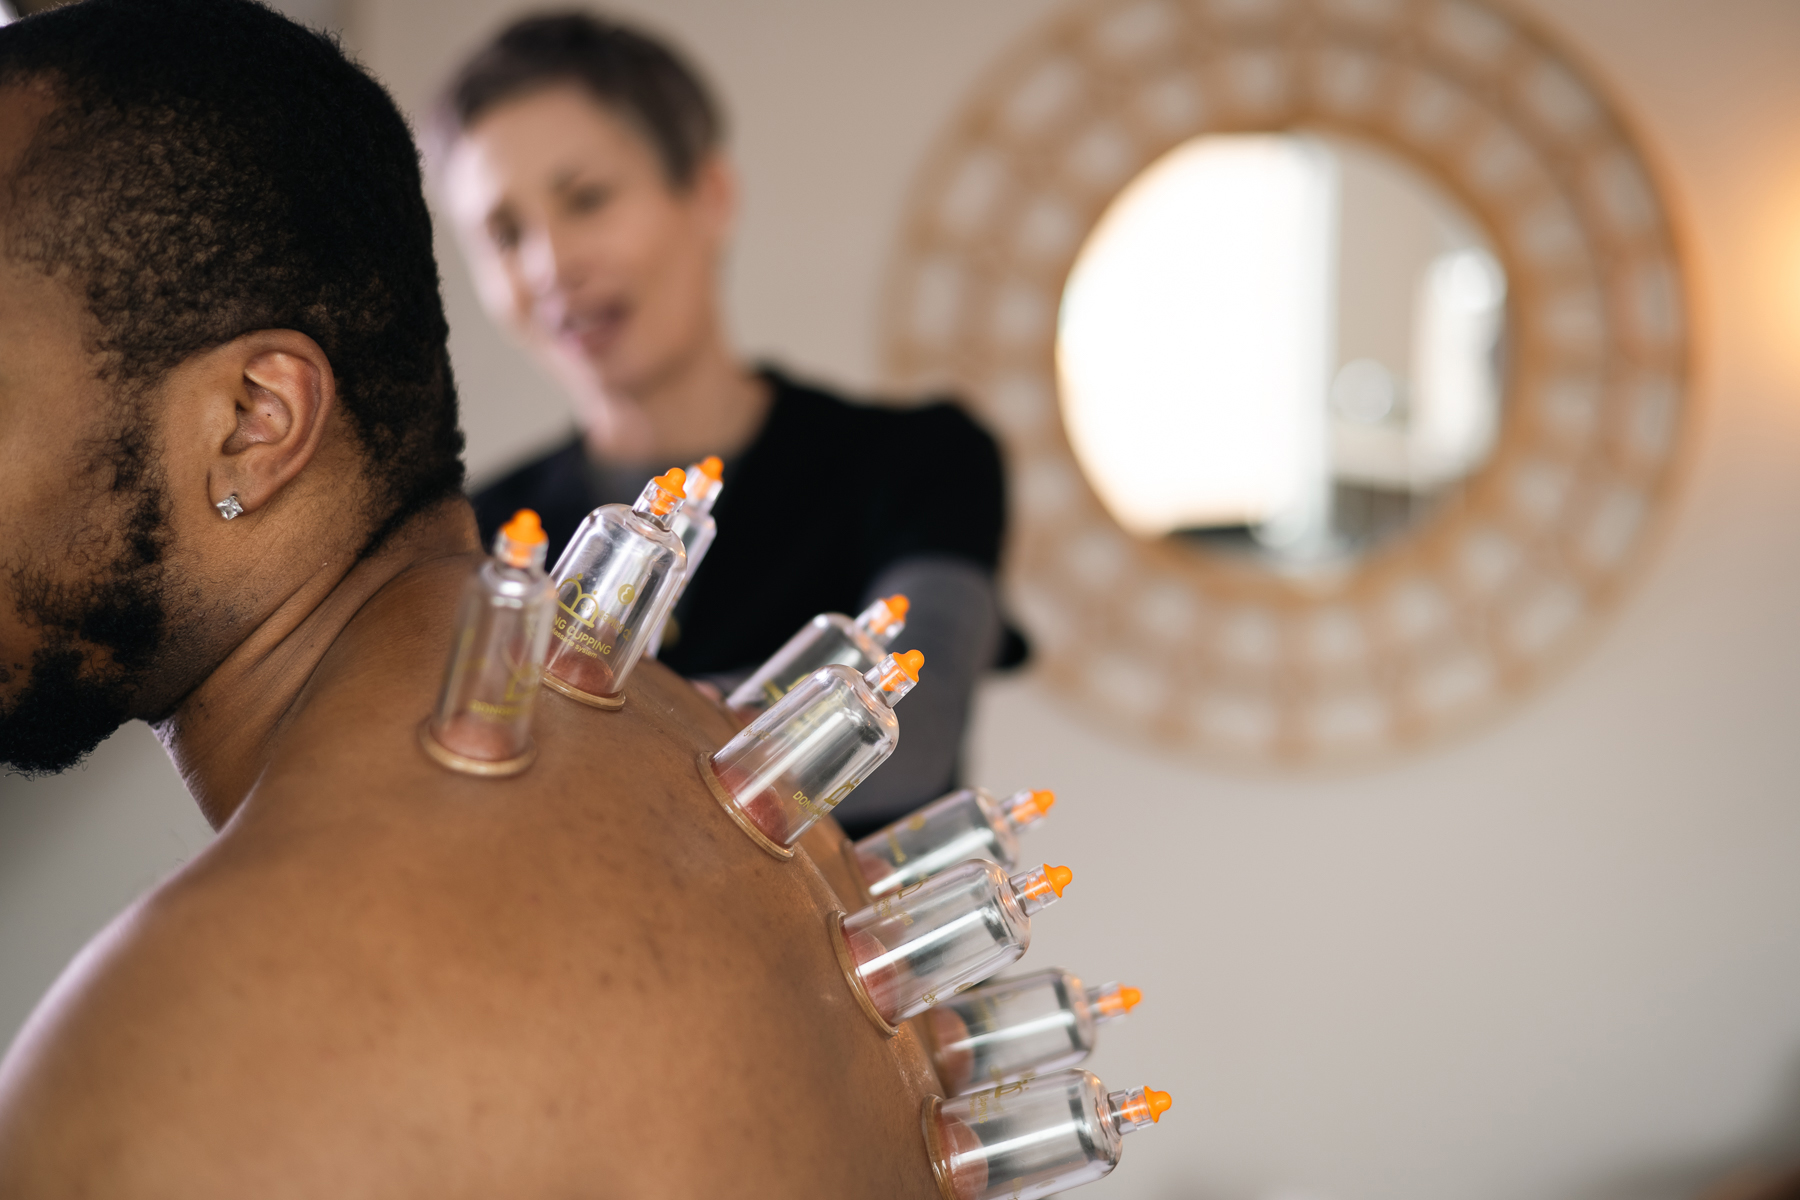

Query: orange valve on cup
<box><xmin>922</xmin><ymin>1069</ymin><xmax>1171</xmax><ymax>1200</ymax></box>
<box><xmin>923</xmin><ymin>968</ymin><xmax>1144</xmax><ymax>1095</ymax></box>
<box><xmin>496</xmin><ymin>509</ymin><xmax>547</xmax><ymax>566</ymax></box>
<box><xmin>421</xmin><ymin>508</ymin><xmax>556</xmax><ymax>777</ymax></box>
<box><xmin>1016</xmin><ymin>864</ymin><xmax>1071</xmax><ymax>903</ymax></box>
<box><xmin>647</xmin><ymin>468</ymin><xmax>686</xmax><ymax>512</ymax></box>
<box><xmin>727</xmin><ymin>593</ymin><xmax>912</xmax><ymax>712</ymax></box>
<box><xmin>644</xmin><ymin>456</ymin><xmax>727</xmax><ymax>658</ymax></box>
<box><xmin>854</xmin><ymin>785</ymin><xmax>1058</xmax><ymax>898</ymax></box>
<box><xmin>691</xmin><ymin>454</ymin><xmax>724</xmax><ymax>488</ymax></box>
<box><xmin>1094</xmin><ymin>984</ymin><xmax>1144</xmax><ymax>1019</ymax></box>
<box><xmin>868</xmin><ymin>593</ymin><xmax>908</xmax><ymax>632</ymax></box>
<box><xmin>1115</xmin><ymin>1086</ymin><xmax>1172</xmax><ymax>1126</ymax></box>
<box><xmin>541</xmin><ymin>468</ymin><xmax>688</xmax><ymax>709</ymax></box>
<box><xmin>881</xmin><ymin>649</ymin><xmax>924</xmax><ymax>690</ymax></box>
<box><xmin>701</xmin><ymin>650</ymin><xmax>925</xmax><ymax>860</ymax></box>
<box><xmin>831</xmin><ymin>861</ymin><xmax>1071</xmax><ymax>1035</ymax></box>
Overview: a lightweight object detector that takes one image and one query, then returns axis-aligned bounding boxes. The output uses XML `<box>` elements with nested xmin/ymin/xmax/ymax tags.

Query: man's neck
<box><xmin>153</xmin><ymin>498</ymin><xmax>480</xmax><ymax>829</ymax></box>
<box><xmin>580</xmin><ymin>328</ymin><xmax>769</xmax><ymax>467</ymax></box>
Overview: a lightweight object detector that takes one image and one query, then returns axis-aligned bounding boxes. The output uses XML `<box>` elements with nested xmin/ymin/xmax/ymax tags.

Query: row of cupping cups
<box><xmin>836</xmin><ymin>789</ymin><xmax>1170</xmax><ymax>1200</ymax></box>
<box><xmin>419</xmin><ymin>460</ymin><xmax>918</xmax><ymax>773</ymax></box>
<box><xmin>413</xmin><ymin>465</ymin><xmax>1171</xmax><ymax>1200</ymax></box>
<box><xmin>720</xmin><ymin>749</ymin><xmax>1172</xmax><ymax>1200</ymax></box>
<box><xmin>422</xmin><ymin>463</ymin><xmax>723</xmax><ymax>776</ymax></box>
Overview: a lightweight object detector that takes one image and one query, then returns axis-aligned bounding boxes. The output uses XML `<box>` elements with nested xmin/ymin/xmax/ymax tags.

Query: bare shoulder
<box><xmin>0</xmin><ymin>650</ymin><xmax>940</xmax><ymax>1197</ymax></box>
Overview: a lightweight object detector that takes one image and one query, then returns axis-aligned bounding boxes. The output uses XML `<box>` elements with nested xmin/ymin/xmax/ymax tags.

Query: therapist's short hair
<box><xmin>434</xmin><ymin>11</ymin><xmax>724</xmax><ymax>189</ymax></box>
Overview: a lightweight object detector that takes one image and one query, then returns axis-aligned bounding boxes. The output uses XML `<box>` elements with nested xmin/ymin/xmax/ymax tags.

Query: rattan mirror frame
<box><xmin>881</xmin><ymin>0</ymin><xmax>1693</xmax><ymax>765</ymax></box>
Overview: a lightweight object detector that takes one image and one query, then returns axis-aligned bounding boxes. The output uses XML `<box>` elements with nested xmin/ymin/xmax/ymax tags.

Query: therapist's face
<box><xmin>443</xmin><ymin>84</ymin><xmax>733</xmax><ymax>402</ymax></box>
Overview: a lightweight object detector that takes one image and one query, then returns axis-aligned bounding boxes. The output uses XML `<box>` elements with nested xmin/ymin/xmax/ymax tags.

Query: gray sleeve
<box><xmin>830</xmin><ymin>555</ymin><xmax>1001</xmax><ymax>834</ymax></box>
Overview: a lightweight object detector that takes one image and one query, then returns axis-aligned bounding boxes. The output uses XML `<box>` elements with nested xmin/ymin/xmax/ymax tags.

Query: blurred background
<box><xmin>4</xmin><ymin>1</ymin><xmax>1800</xmax><ymax>1197</ymax></box>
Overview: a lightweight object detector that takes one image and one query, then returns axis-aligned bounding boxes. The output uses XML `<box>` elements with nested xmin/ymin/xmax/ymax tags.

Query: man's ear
<box><xmin>204</xmin><ymin>329</ymin><xmax>336</xmax><ymax>517</ymax></box>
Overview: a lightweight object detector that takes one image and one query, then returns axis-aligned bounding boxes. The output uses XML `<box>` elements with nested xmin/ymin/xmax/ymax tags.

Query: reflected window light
<box><xmin>1409</xmin><ymin>247</ymin><xmax>1505</xmax><ymax>486</ymax></box>
<box><xmin>1057</xmin><ymin>134</ymin><xmax>1338</xmax><ymax>541</ymax></box>
<box><xmin>1058</xmin><ymin>131</ymin><xmax>1506</xmax><ymax>565</ymax></box>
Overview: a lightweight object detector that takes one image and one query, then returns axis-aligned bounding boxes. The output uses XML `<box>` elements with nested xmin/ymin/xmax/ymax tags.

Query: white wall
<box><xmin>4</xmin><ymin>3</ymin><xmax>1799</xmax><ymax>1199</ymax></box>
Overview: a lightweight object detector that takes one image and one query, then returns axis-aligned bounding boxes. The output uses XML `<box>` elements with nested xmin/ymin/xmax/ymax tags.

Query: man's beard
<box><xmin>0</xmin><ymin>421</ymin><xmax>172</xmax><ymax>776</ymax></box>
<box><xmin>0</xmin><ymin>642</ymin><xmax>143</xmax><ymax>775</ymax></box>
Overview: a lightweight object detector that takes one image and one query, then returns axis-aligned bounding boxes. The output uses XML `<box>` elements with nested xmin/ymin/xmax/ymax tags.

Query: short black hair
<box><xmin>0</xmin><ymin>0</ymin><xmax>465</xmax><ymax>551</ymax></box>
<box><xmin>433</xmin><ymin>11</ymin><xmax>723</xmax><ymax>188</ymax></box>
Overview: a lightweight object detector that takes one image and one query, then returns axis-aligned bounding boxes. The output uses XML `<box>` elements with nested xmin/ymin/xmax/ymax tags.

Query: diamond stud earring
<box><xmin>215</xmin><ymin>493</ymin><xmax>244</xmax><ymax>521</ymax></box>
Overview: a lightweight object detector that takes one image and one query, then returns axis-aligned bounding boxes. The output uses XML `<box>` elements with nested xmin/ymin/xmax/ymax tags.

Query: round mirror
<box><xmin>882</xmin><ymin>0</ymin><xmax>1692</xmax><ymax>762</ymax></box>
<box><xmin>1057</xmin><ymin>131</ymin><xmax>1506</xmax><ymax>573</ymax></box>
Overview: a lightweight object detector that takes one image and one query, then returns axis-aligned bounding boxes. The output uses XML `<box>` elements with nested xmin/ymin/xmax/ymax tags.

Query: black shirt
<box><xmin>471</xmin><ymin>367</ymin><xmax>1014</xmax><ymax>679</ymax></box>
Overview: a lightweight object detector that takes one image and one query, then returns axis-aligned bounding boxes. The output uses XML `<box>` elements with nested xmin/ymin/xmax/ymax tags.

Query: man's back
<box><xmin>0</xmin><ymin>554</ymin><xmax>942</xmax><ymax>1197</ymax></box>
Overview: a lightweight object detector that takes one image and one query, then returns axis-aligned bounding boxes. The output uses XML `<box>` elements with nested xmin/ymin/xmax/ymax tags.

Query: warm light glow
<box><xmin>1782</xmin><ymin>197</ymin><xmax>1800</xmax><ymax>374</ymax></box>
<box><xmin>1057</xmin><ymin>135</ymin><xmax>1337</xmax><ymax>538</ymax></box>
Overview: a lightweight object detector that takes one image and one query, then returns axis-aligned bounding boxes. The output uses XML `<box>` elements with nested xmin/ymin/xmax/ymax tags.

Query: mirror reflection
<box><xmin>1057</xmin><ymin>131</ymin><xmax>1507</xmax><ymax>571</ymax></box>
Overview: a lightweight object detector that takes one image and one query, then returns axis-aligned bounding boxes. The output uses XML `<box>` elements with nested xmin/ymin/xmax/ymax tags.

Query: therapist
<box><xmin>429</xmin><ymin>12</ymin><xmax>1021</xmax><ymax>834</ymax></box>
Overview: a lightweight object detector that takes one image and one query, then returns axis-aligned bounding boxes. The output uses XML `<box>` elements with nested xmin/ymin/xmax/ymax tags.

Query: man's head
<box><xmin>0</xmin><ymin>0</ymin><xmax>464</xmax><ymax>775</ymax></box>
<box><xmin>429</xmin><ymin>13</ymin><xmax>734</xmax><ymax>407</ymax></box>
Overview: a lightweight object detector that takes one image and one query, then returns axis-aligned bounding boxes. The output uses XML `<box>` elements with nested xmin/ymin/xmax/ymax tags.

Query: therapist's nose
<box><xmin>518</xmin><ymin>216</ymin><xmax>587</xmax><ymax>311</ymax></box>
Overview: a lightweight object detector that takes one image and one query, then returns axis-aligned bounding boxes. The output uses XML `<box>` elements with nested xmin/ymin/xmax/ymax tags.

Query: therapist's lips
<box><xmin>552</xmin><ymin>302</ymin><xmax>629</xmax><ymax>357</ymax></box>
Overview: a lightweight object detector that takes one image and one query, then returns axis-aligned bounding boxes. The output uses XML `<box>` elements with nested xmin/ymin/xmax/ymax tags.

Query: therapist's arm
<box><xmin>829</xmin><ymin>554</ymin><xmax>1002</xmax><ymax>837</ymax></box>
